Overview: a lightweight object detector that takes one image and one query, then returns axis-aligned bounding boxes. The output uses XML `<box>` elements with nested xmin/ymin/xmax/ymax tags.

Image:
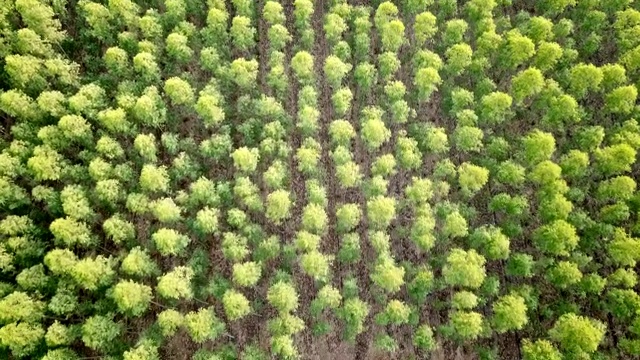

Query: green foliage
<box><xmin>337</xmin><ymin>297</ymin><xmax>370</xmax><ymax>341</ymax></box>
<box><xmin>470</xmin><ymin>226</ymin><xmax>510</xmax><ymax>260</ymax></box>
<box><xmin>123</xmin><ymin>343</ymin><xmax>160</xmax><ymax>360</ymax></box>
<box><xmin>121</xmin><ymin>247</ymin><xmax>158</xmax><ymax>277</ymax></box>
<box><xmin>454</xmin><ymin>126</ymin><xmax>483</xmax><ymax>152</ymax></box>
<box><xmin>301</xmin><ymin>251</ymin><xmax>332</xmax><ymax>282</ymax></box>
<box><xmin>45</xmin><ymin>321</ymin><xmax>76</xmax><ymax>347</ymax></box>
<box><xmin>452</xmin><ymin>291</ymin><xmax>478</xmax><ymax>310</ymax></box>
<box><xmin>233</xmin><ymin>261</ymin><xmax>262</xmax><ymax>287</ymax></box>
<box><xmin>414</xmin><ymin>67</ymin><xmax>442</xmax><ymax>102</ymax></box>
<box><xmin>231</xmin><ymin>16</ymin><xmax>256</xmax><ymax>52</ymax></box>
<box><xmin>522</xmin><ymin>339</ymin><xmax>562</xmax><ymax>360</ymax></box>
<box><xmin>0</xmin><ymin>291</ymin><xmax>45</xmax><ymax>324</ymax></box>
<box><xmin>442</xmin><ymin>211</ymin><xmax>468</xmax><ymax>239</ymax></box>
<box><xmin>81</xmin><ymin>315</ymin><xmax>121</xmax><ymax>352</ymax></box>
<box><xmin>157</xmin><ymin>309</ymin><xmax>183</xmax><ymax>336</ymax></box>
<box><xmin>443</xmin><ymin>249</ymin><xmax>486</xmax><ymax>289</ymax></box>
<box><xmin>152</xmin><ymin>228</ymin><xmax>190</xmax><ymax>256</ymax></box>
<box><xmin>291</xmin><ymin>51</ymin><xmax>314</xmax><ymax>84</ymax></box>
<box><xmin>512</xmin><ymin>68</ymin><xmax>545</xmax><ymax>104</ymax></box>
<box><xmin>223</xmin><ymin>289</ymin><xmax>251</xmax><ymax>320</ymax></box>
<box><xmin>336</xmin><ymin>203</ymin><xmax>362</xmax><ymax>233</ymax></box>
<box><xmin>0</xmin><ymin>322</ymin><xmax>45</xmax><ymax>357</ymax></box>
<box><xmin>549</xmin><ymin>313</ymin><xmax>606</xmax><ymax>356</ymax></box>
<box><xmin>594</xmin><ymin>143</ymin><xmax>637</xmax><ymax>176</ymax></box>
<box><xmin>415</xmin><ymin>12</ymin><xmax>437</xmax><ymax>44</ymax></box>
<box><xmin>448</xmin><ymin>311</ymin><xmax>484</xmax><ymax>341</ymax></box>
<box><xmin>413</xmin><ymin>323</ymin><xmax>436</xmax><ymax>351</ymax></box>
<box><xmin>492</xmin><ymin>294</ymin><xmax>528</xmax><ymax>333</ymax></box>
<box><xmin>606</xmin><ymin>85</ymin><xmax>638</xmax><ymax>114</ymax></box>
<box><xmin>533</xmin><ymin>220</ymin><xmax>579</xmax><ymax>256</ymax></box>
<box><xmin>71</xmin><ymin>255</ymin><xmax>116</xmax><ymax>291</ymax></box>
<box><xmin>50</xmin><ymin>217</ymin><xmax>93</xmax><ymax>247</ymax></box>
<box><xmin>185</xmin><ymin>307</ymin><xmax>225</xmax><ymax>343</ymax></box>
<box><xmin>110</xmin><ymin>280</ymin><xmax>152</xmax><ymax>316</ymax></box>
<box><xmin>371</xmin><ymin>255</ymin><xmax>405</xmax><ymax>293</ymax></box>
<box><xmin>500</xmin><ymin>30</ymin><xmax>535</xmax><ymax>69</ymax></box>
<box><xmin>568</xmin><ymin>63</ymin><xmax>603</xmax><ymax>99</ymax></box>
<box><xmin>546</xmin><ymin>261</ymin><xmax>583</xmax><ymax>289</ymax></box>
<box><xmin>157</xmin><ymin>266</ymin><xmax>193</xmax><ymax>300</ymax></box>
<box><xmin>268</xmin><ymin>281</ymin><xmax>299</xmax><ymax>313</ymax></box>
<box><xmin>458</xmin><ymin>162</ymin><xmax>489</xmax><ymax>197</ymax></box>
<box><xmin>266</xmin><ymin>190</ymin><xmax>292</xmax><ymax>224</ymax></box>
<box><xmin>521</xmin><ymin>130</ymin><xmax>556</xmax><ymax>166</ymax></box>
<box><xmin>367</xmin><ymin>196</ymin><xmax>397</xmax><ymax>229</ymax></box>
<box><xmin>229</xmin><ymin>58</ymin><xmax>259</xmax><ymax>89</ymax></box>
<box><xmin>1</xmin><ymin>2</ymin><xmax>640</xmax><ymax>359</ymax></box>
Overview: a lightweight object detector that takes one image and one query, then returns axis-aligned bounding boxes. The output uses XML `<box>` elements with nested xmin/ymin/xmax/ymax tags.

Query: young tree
<box><xmin>445</xmin><ymin>43</ymin><xmax>473</xmax><ymax>76</ymax></box>
<box><xmin>380</xmin><ymin>20</ymin><xmax>406</xmax><ymax>52</ymax></box>
<box><xmin>300</xmin><ymin>251</ymin><xmax>332</xmax><ymax>282</ymax></box>
<box><xmin>223</xmin><ymin>289</ymin><xmax>251</xmax><ymax>320</ymax></box>
<box><xmin>448</xmin><ymin>311</ymin><xmax>484</xmax><ymax>341</ymax></box>
<box><xmin>50</xmin><ymin>217</ymin><xmax>93</xmax><ymax>247</ymax></box>
<box><xmin>361</xmin><ymin>114</ymin><xmax>391</xmax><ymax>150</ymax></box>
<box><xmin>291</xmin><ymin>51</ymin><xmax>315</xmax><ymax>85</ymax></box>
<box><xmin>454</xmin><ymin>126</ymin><xmax>484</xmax><ymax>152</ymax></box>
<box><xmin>123</xmin><ymin>342</ymin><xmax>160</xmax><ymax>360</ymax></box>
<box><xmin>335</xmin><ymin>161</ymin><xmax>362</xmax><ymax>188</ymax></box>
<box><xmin>522</xmin><ymin>339</ymin><xmax>562</xmax><ymax>360</ymax></box>
<box><xmin>414</xmin><ymin>11</ymin><xmax>437</xmax><ymax>44</ymax></box>
<box><xmin>336</xmin><ymin>203</ymin><xmax>362</xmax><ymax>233</ymax></box>
<box><xmin>267</xmin><ymin>281</ymin><xmax>299</xmax><ymax>313</ymax></box>
<box><xmin>233</xmin><ymin>262</ymin><xmax>261</xmax><ymax>287</ymax></box>
<box><xmin>568</xmin><ymin>63</ymin><xmax>603</xmax><ymax>99</ymax></box>
<box><xmin>71</xmin><ymin>256</ymin><xmax>116</xmax><ymax>291</ymax></box>
<box><xmin>152</xmin><ymin>228</ymin><xmax>190</xmax><ymax>256</ymax></box>
<box><xmin>442</xmin><ymin>211</ymin><xmax>468</xmax><ymax>239</ymax></box>
<box><xmin>594</xmin><ymin>143</ymin><xmax>636</xmax><ymax>176</ymax></box>
<box><xmin>0</xmin><ymin>322</ymin><xmax>45</xmax><ymax>357</ymax></box>
<box><xmin>458</xmin><ymin>163</ymin><xmax>489</xmax><ymax>197</ymax></box>
<box><xmin>549</xmin><ymin>313</ymin><xmax>606</xmax><ymax>357</ymax></box>
<box><xmin>546</xmin><ymin>261</ymin><xmax>583</xmax><ymax>289</ymax></box>
<box><xmin>533</xmin><ymin>220</ymin><xmax>578</xmax><ymax>256</ymax></box>
<box><xmin>337</xmin><ymin>297</ymin><xmax>370</xmax><ymax>341</ymax></box>
<box><xmin>302</xmin><ymin>203</ymin><xmax>328</xmax><ymax>235</ymax></box>
<box><xmin>414</xmin><ymin>67</ymin><xmax>442</xmax><ymax>102</ymax></box>
<box><xmin>140</xmin><ymin>164</ymin><xmax>170</xmax><ymax>193</ymax></box>
<box><xmin>371</xmin><ymin>255</ymin><xmax>405</xmax><ymax>293</ymax></box>
<box><xmin>492</xmin><ymin>294</ymin><xmax>528</xmax><ymax>333</ymax></box>
<box><xmin>0</xmin><ymin>291</ymin><xmax>45</xmax><ymax>324</ymax></box>
<box><xmin>157</xmin><ymin>309</ymin><xmax>184</xmax><ymax>336</ymax></box>
<box><xmin>81</xmin><ymin>315</ymin><xmax>121</xmax><ymax>352</ymax></box>
<box><xmin>45</xmin><ymin>321</ymin><xmax>76</xmax><ymax>348</ymax></box>
<box><xmin>110</xmin><ymin>280</ymin><xmax>152</xmax><ymax>317</ymax></box>
<box><xmin>500</xmin><ymin>30</ymin><xmax>535</xmax><ymax>69</ymax></box>
<box><xmin>121</xmin><ymin>247</ymin><xmax>158</xmax><ymax>277</ymax></box>
<box><xmin>231</xmin><ymin>16</ymin><xmax>256</xmax><ymax>52</ymax></box>
<box><xmin>266</xmin><ymin>190</ymin><xmax>292</xmax><ymax>224</ymax></box>
<box><xmin>367</xmin><ymin>196</ymin><xmax>397</xmax><ymax>229</ymax></box>
<box><xmin>470</xmin><ymin>226</ymin><xmax>510</xmax><ymax>260</ymax></box>
<box><xmin>443</xmin><ymin>249</ymin><xmax>486</xmax><ymax>289</ymax></box>
<box><xmin>376</xmin><ymin>299</ymin><xmax>411</xmax><ymax>325</ymax></box>
<box><xmin>166</xmin><ymin>33</ymin><xmax>193</xmax><ymax>63</ymax></box>
<box><xmin>605</xmin><ymin>85</ymin><xmax>637</xmax><ymax>114</ymax></box>
<box><xmin>512</xmin><ymin>68</ymin><xmax>545</xmax><ymax>104</ymax></box>
<box><xmin>184</xmin><ymin>307</ymin><xmax>225</xmax><ymax>343</ymax></box>
<box><xmin>520</xmin><ymin>130</ymin><xmax>556</xmax><ymax>166</ymax></box>
<box><xmin>156</xmin><ymin>266</ymin><xmax>194</xmax><ymax>300</ymax></box>
<box><xmin>164</xmin><ymin>77</ymin><xmax>195</xmax><ymax>106</ymax></box>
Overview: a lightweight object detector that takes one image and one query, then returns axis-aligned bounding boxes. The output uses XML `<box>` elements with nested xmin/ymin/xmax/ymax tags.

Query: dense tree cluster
<box><xmin>0</xmin><ymin>0</ymin><xmax>640</xmax><ymax>359</ymax></box>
